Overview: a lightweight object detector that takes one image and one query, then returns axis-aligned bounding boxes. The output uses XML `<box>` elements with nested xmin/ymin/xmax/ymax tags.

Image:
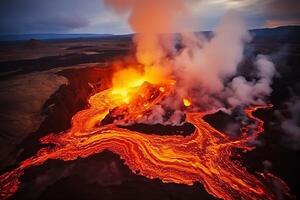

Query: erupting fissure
<box><xmin>0</xmin><ymin>69</ymin><xmax>291</xmax><ymax>200</ymax></box>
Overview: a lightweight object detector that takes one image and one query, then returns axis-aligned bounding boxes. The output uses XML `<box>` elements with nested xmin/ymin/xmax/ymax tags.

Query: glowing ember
<box><xmin>183</xmin><ymin>98</ymin><xmax>191</xmax><ymax>107</ymax></box>
<box><xmin>0</xmin><ymin>70</ymin><xmax>291</xmax><ymax>200</ymax></box>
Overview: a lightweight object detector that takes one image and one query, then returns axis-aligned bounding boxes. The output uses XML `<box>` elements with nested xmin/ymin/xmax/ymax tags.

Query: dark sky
<box><xmin>0</xmin><ymin>0</ymin><xmax>299</xmax><ymax>34</ymax></box>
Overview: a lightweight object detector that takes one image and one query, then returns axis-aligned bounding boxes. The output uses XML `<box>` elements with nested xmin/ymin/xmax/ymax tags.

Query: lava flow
<box><xmin>0</xmin><ymin>68</ymin><xmax>291</xmax><ymax>200</ymax></box>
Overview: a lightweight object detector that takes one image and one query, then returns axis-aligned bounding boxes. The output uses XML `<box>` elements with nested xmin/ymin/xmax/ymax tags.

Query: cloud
<box><xmin>0</xmin><ymin>0</ymin><xmax>127</xmax><ymax>34</ymax></box>
<box><xmin>262</xmin><ymin>0</ymin><xmax>300</xmax><ymax>27</ymax></box>
<box><xmin>188</xmin><ymin>0</ymin><xmax>300</xmax><ymax>29</ymax></box>
<box><xmin>264</xmin><ymin>19</ymin><xmax>300</xmax><ymax>28</ymax></box>
<box><xmin>266</xmin><ymin>0</ymin><xmax>300</xmax><ymax>16</ymax></box>
<box><xmin>29</xmin><ymin>15</ymin><xmax>90</xmax><ymax>32</ymax></box>
<box><xmin>1</xmin><ymin>0</ymin><xmax>299</xmax><ymax>34</ymax></box>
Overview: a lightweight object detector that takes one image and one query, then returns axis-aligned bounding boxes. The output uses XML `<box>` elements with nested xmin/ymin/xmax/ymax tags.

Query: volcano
<box><xmin>0</xmin><ymin>75</ymin><xmax>290</xmax><ymax>200</ymax></box>
<box><xmin>0</xmin><ymin>0</ymin><xmax>300</xmax><ymax>199</ymax></box>
<box><xmin>0</xmin><ymin>58</ymin><xmax>295</xmax><ymax>200</ymax></box>
<box><xmin>0</xmin><ymin>27</ymin><xmax>300</xmax><ymax>199</ymax></box>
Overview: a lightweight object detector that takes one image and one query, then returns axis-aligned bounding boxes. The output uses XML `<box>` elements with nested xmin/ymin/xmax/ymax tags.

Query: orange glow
<box><xmin>0</xmin><ymin>71</ymin><xmax>291</xmax><ymax>200</ymax></box>
<box><xmin>183</xmin><ymin>98</ymin><xmax>191</xmax><ymax>107</ymax></box>
<box><xmin>111</xmin><ymin>66</ymin><xmax>169</xmax><ymax>103</ymax></box>
<box><xmin>111</xmin><ymin>68</ymin><xmax>146</xmax><ymax>103</ymax></box>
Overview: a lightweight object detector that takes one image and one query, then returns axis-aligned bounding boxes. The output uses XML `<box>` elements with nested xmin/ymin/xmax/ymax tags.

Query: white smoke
<box><xmin>104</xmin><ymin>1</ymin><xmax>278</xmax><ymax>124</ymax></box>
<box><xmin>173</xmin><ymin>11</ymin><xmax>252</xmax><ymax>110</ymax></box>
<box><xmin>171</xmin><ymin>11</ymin><xmax>277</xmax><ymax>113</ymax></box>
<box><xmin>225</xmin><ymin>54</ymin><xmax>276</xmax><ymax>108</ymax></box>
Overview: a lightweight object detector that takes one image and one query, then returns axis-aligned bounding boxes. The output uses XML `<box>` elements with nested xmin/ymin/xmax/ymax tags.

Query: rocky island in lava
<box><xmin>0</xmin><ymin>0</ymin><xmax>300</xmax><ymax>200</ymax></box>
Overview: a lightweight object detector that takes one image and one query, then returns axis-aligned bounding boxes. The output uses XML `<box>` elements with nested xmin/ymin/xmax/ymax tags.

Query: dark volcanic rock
<box><xmin>118</xmin><ymin>123</ymin><xmax>195</xmax><ymax>136</ymax></box>
<box><xmin>0</xmin><ymin>49</ymin><xmax>129</xmax><ymax>75</ymax></box>
<box><xmin>12</xmin><ymin>151</ymin><xmax>218</xmax><ymax>200</ymax></box>
<box><xmin>17</xmin><ymin>66</ymin><xmax>113</xmax><ymax>162</ymax></box>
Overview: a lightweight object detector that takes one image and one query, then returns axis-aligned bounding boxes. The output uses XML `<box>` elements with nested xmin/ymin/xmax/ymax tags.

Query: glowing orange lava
<box><xmin>183</xmin><ymin>98</ymin><xmax>191</xmax><ymax>107</ymax></box>
<box><xmin>0</xmin><ymin>68</ymin><xmax>291</xmax><ymax>200</ymax></box>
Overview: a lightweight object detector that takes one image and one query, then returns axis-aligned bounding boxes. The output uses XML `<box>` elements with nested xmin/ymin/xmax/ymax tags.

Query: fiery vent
<box><xmin>183</xmin><ymin>98</ymin><xmax>192</xmax><ymax>107</ymax></box>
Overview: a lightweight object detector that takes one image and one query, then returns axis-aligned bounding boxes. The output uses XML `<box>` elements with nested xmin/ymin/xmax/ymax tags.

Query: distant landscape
<box><xmin>1</xmin><ymin>26</ymin><xmax>299</xmax><ymax>43</ymax></box>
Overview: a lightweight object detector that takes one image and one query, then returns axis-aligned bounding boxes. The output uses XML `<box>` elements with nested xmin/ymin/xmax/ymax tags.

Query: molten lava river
<box><xmin>0</xmin><ymin>72</ymin><xmax>291</xmax><ymax>200</ymax></box>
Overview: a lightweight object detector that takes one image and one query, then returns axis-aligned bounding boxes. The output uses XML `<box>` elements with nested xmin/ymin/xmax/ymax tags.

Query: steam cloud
<box><xmin>104</xmin><ymin>0</ymin><xmax>277</xmax><ymax>124</ymax></box>
<box><xmin>104</xmin><ymin>0</ymin><xmax>185</xmax><ymax>66</ymax></box>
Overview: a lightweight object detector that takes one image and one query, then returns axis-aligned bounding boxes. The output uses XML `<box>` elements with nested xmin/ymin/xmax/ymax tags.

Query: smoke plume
<box><xmin>104</xmin><ymin>1</ymin><xmax>277</xmax><ymax>124</ymax></box>
<box><xmin>104</xmin><ymin>0</ymin><xmax>185</xmax><ymax>66</ymax></box>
